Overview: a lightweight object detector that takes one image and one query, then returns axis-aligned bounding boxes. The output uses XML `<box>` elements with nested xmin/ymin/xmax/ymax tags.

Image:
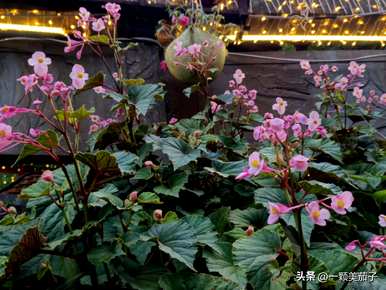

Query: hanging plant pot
<box><xmin>164</xmin><ymin>27</ymin><xmax>227</xmax><ymax>84</ymax></box>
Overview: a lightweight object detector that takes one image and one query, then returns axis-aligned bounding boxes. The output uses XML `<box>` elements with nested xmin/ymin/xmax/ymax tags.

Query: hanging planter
<box><xmin>164</xmin><ymin>27</ymin><xmax>227</xmax><ymax>84</ymax></box>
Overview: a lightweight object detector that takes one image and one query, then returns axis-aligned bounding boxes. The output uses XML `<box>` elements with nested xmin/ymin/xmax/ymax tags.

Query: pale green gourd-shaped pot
<box><xmin>165</xmin><ymin>27</ymin><xmax>227</xmax><ymax>84</ymax></box>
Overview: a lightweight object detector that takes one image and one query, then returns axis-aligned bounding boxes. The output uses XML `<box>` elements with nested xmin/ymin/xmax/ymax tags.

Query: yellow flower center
<box><xmin>336</xmin><ymin>199</ymin><xmax>345</xmax><ymax>209</ymax></box>
<box><xmin>383</xmin><ymin>216</ymin><xmax>386</xmax><ymax>222</ymax></box>
<box><xmin>37</xmin><ymin>57</ymin><xmax>45</xmax><ymax>64</ymax></box>
<box><xmin>0</xmin><ymin>130</ymin><xmax>6</xmax><ymax>138</ymax></box>
<box><xmin>251</xmin><ymin>159</ymin><xmax>260</xmax><ymax>168</ymax></box>
<box><xmin>1</xmin><ymin>106</ymin><xmax>9</xmax><ymax>113</ymax></box>
<box><xmin>271</xmin><ymin>207</ymin><xmax>279</xmax><ymax>214</ymax></box>
<box><xmin>77</xmin><ymin>72</ymin><xmax>84</xmax><ymax>79</ymax></box>
<box><xmin>311</xmin><ymin>210</ymin><xmax>320</xmax><ymax>219</ymax></box>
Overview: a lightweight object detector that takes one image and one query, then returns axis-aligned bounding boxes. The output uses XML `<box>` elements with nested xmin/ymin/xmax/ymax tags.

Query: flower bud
<box><xmin>153</xmin><ymin>209</ymin><xmax>163</xmax><ymax>221</ymax></box>
<box><xmin>245</xmin><ymin>225</ymin><xmax>254</xmax><ymax>236</ymax></box>
<box><xmin>7</xmin><ymin>206</ymin><xmax>17</xmax><ymax>215</ymax></box>
<box><xmin>129</xmin><ymin>191</ymin><xmax>138</xmax><ymax>202</ymax></box>
<box><xmin>193</xmin><ymin>130</ymin><xmax>202</xmax><ymax>138</ymax></box>
<box><xmin>144</xmin><ymin>160</ymin><xmax>155</xmax><ymax>169</ymax></box>
<box><xmin>41</xmin><ymin>170</ymin><xmax>54</xmax><ymax>183</ymax></box>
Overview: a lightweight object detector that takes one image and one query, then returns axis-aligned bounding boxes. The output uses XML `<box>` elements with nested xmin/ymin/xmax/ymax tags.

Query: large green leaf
<box><xmin>203</xmin><ymin>241</ymin><xmax>247</xmax><ymax>288</ymax></box>
<box><xmin>127</xmin><ymin>84</ymin><xmax>165</xmax><ymax>116</ymax></box>
<box><xmin>76</xmin><ymin>150</ymin><xmax>119</xmax><ymax>174</ymax></box>
<box><xmin>247</xmin><ymin>260</ymin><xmax>289</xmax><ymax>290</ymax></box>
<box><xmin>299</xmin><ymin>180</ymin><xmax>341</xmax><ymax>195</ymax></box>
<box><xmin>112</xmin><ymin>151</ymin><xmax>139</xmax><ymax>175</ymax></box>
<box><xmin>306</xmin><ymin>139</ymin><xmax>343</xmax><ymax>163</ymax></box>
<box><xmin>146</xmin><ymin>221</ymin><xmax>197</xmax><ymax>270</ymax></box>
<box><xmin>281</xmin><ymin>209</ymin><xmax>314</xmax><ymax>247</ymax></box>
<box><xmin>229</xmin><ymin>208</ymin><xmax>267</xmax><ymax>228</ymax></box>
<box><xmin>204</xmin><ymin>160</ymin><xmax>247</xmax><ymax>178</ymax></box>
<box><xmin>233</xmin><ymin>228</ymin><xmax>281</xmax><ymax>270</ymax></box>
<box><xmin>145</xmin><ymin>135</ymin><xmax>201</xmax><ymax>170</ymax></box>
<box><xmin>309</xmin><ymin>242</ymin><xmax>358</xmax><ymax>274</ymax></box>
<box><xmin>87</xmin><ymin>242</ymin><xmax>125</xmax><ymax>265</ymax></box>
<box><xmin>19</xmin><ymin>180</ymin><xmax>51</xmax><ymax>199</ymax></box>
<box><xmin>154</xmin><ymin>172</ymin><xmax>188</xmax><ymax>197</ymax></box>
<box><xmin>137</xmin><ymin>192</ymin><xmax>162</xmax><ymax>204</ymax></box>
<box><xmin>254</xmin><ymin>188</ymin><xmax>288</xmax><ymax>205</ymax></box>
<box><xmin>182</xmin><ymin>215</ymin><xmax>220</xmax><ymax>253</ymax></box>
<box><xmin>88</xmin><ymin>183</ymin><xmax>123</xmax><ymax>208</ymax></box>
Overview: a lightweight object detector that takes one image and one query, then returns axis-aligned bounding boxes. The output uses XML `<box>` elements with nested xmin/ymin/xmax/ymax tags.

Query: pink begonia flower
<box><xmin>253</xmin><ymin>126</ymin><xmax>264</xmax><ymax>141</ymax></box>
<box><xmin>92</xmin><ymin>18</ymin><xmax>106</xmax><ymax>32</ymax></box>
<box><xmin>335</xmin><ymin>76</ymin><xmax>349</xmax><ymax>91</ymax></box>
<box><xmin>235</xmin><ymin>169</ymin><xmax>250</xmax><ymax>180</ymax></box>
<box><xmin>300</xmin><ymin>60</ymin><xmax>311</xmax><ymax>71</ymax></box>
<box><xmin>29</xmin><ymin>128</ymin><xmax>42</xmax><ymax>138</ymax></box>
<box><xmin>51</xmin><ymin>81</ymin><xmax>71</xmax><ymax>99</ymax></box>
<box><xmin>32</xmin><ymin>99</ymin><xmax>42</xmax><ymax>107</ymax></box>
<box><xmin>293</xmin><ymin>111</ymin><xmax>307</xmax><ymax>124</ymax></box>
<box><xmin>17</xmin><ymin>74</ymin><xmax>38</xmax><ymax>93</ymax></box>
<box><xmin>178</xmin><ymin>15</ymin><xmax>190</xmax><ymax>26</ymax></box>
<box><xmin>378</xmin><ymin>214</ymin><xmax>386</xmax><ymax>227</ymax></box>
<box><xmin>289</xmin><ymin>154</ymin><xmax>309</xmax><ymax>172</ymax></box>
<box><xmin>379</xmin><ymin>94</ymin><xmax>386</xmax><ymax>106</ymax></box>
<box><xmin>369</xmin><ymin>235</ymin><xmax>385</xmax><ymax>251</ymax></box>
<box><xmin>353</xmin><ymin>87</ymin><xmax>366</xmax><ymax>103</ymax></box>
<box><xmin>0</xmin><ymin>123</ymin><xmax>12</xmax><ymax>139</ymax></box>
<box><xmin>169</xmin><ymin>117</ymin><xmax>178</xmax><ymax>125</ymax></box>
<box><xmin>245</xmin><ymin>225</ymin><xmax>254</xmax><ymax>236</ymax></box>
<box><xmin>292</xmin><ymin>123</ymin><xmax>302</xmax><ymax>138</ymax></box>
<box><xmin>345</xmin><ymin>240</ymin><xmax>359</xmax><ymax>252</ymax></box>
<box><xmin>79</xmin><ymin>7</ymin><xmax>90</xmax><ymax>22</ymax></box>
<box><xmin>70</xmin><ymin>64</ymin><xmax>89</xmax><ymax>89</ymax></box>
<box><xmin>267</xmin><ymin>202</ymin><xmax>291</xmax><ymax>224</ymax></box>
<box><xmin>348</xmin><ymin>61</ymin><xmax>366</xmax><ymax>78</ymax></box>
<box><xmin>0</xmin><ymin>106</ymin><xmax>32</xmax><ymax>120</ymax></box>
<box><xmin>64</xmin><ymin>34</ymin><xmax>85</xmax><ymax>60</ymax></box>
<box><xmin>247</xmin><ymin>152</ymin><xmax>265</xmax><ymax>176</ymax></box>
<box><xmin>313</xmin><ymin>75</ymin><xmax>322</xmax><ymax>87</ymax></box>
<box><xmin>269</xmin><ymin>118</ymin><xmax>285</xmax><ymax>133</ymax></box>
<box><xmin>174</xmin><ymin>41</ymin><xmax>187</xmax><ymax>57</ymax></box>
<box><xmin>129</xmin><ymin>191</ymin><xmax>138</xmax><ymax>202</ymax></box>
<box><xmin>160</xmin><ymin>60</ymin><xmax>168</xmax><ymax>72</ymax></box>
<box><xmin>41</xmin><ymin>170</ymin><xmax>54</xmax><ymax>183</ymax></box>
<box><xmin>272</xmin><ymin>97</ymin><xmax>287</xmax><ymax>115</ymax></box>
<box><xmin>331</xmin><ymin>65</ymin><xmax>338</xmax><ymax>72</ymax></box>
<box><xmin>89</xmin><ymin>124</ymin><xmax>99</xmax><ymax>134</ymax></box>
<box><xmin>28</xmin><ymin>51</ymin><xmax>51</xmax><ymax>77</ymax></box>
<box><xmin>210</xmin><ymin>101</ymin><xmax>221</xmax><ymax>114</ymax></box>
<box><xmin>330</xmin><ymin>191</ymin><xmax>354</xmax><ymax>215</ymax></box>
<box><xmin>320</xmin><ymin>64</ymin><xmax>329</xmax><ymax>74</ymax></box>
<box><xmin>103</xmin><ymin>2</ymin><xmax>121</xmax><ymax>20</ymax></box>
<box><xmin>233</xmin><ymin>69</ymin><xmax>245</xmax><ymax>85</ymax></box>
<box><xmin>93</xmin><ymin>86</ymin><xmax>106</xmax><ymax>94</ymax></box>
<box><xmin>306</xmin><ymin>201</ymin><xmax>330</xmax><ymax>226</ymax></box>
<box><xmin>187</xmin><ymin>44</ymin><xmax>202</xmax><ymax>58</ymax></box>
<box><xmin>153</xmin><ymin>209</ymin><xmax>163</xmax><ymax>221</ymax></box>
<box><xmin>306</xmin><ymin>111</ymin><xmax>321</xmax><ymax>131</ymax></box>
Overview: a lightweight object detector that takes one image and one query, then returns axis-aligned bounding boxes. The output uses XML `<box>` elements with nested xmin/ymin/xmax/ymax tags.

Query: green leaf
<box><xmin>309</xmin><ymin>243</ymin><xmax>358</xmax><ymax>274</ymax></box>
<box><xmin>75</xmin><ymin>72</ymin><xmax>104</xmax><ymax>95</ymax></box>
<box><xmin>89</xmin><ymin>34</ymin><xmax>110</xmax><ymax>44</ymax></box>
<box><xmin>247</xmin><ymin>261</ymin><xmax>289</xmax><ymax>290</ymax></box>
<box><xmin>309</xmin><ymin>162</ymin><xmax>345</xmax><ymax>179</ymax></box>
<box><xmin>162</xmin><ymin>211</ymin><xmax>179</xmax><ymax>223</ymax></box>
<box><xmin>87</xmin><ymin>243</ymin><xmax>125</xmax><ymax>266</ymax></box>
<box><xmin>299</xmin><ymin>180</ymin><xmax>341</xmax><ymax>195</ymax></box>
<box><xmin>217</xmin><ymin>93</ymin><xmax>233</xmax><ymax>104</ymax></box>
<box><xmin>19</xmin><ymin>180</ymin><xmax>51</xmax><ymax>199</ymax></box>
<box><xmin>233</xmin><ymin>228</ymin><xmax>281</xmax><ymax>270</ymax></box>
<box><xmin>15</xmin><ymin>130</ymin><xmax>59</xmax><ymax>165</ymax></box>
<box><xmin>76</xmin><ymin>150</ymin><xmax>119</xmax><ymax>174</ymax></box>
<box><xmin>229</xmin><ymin>208</ymin><xmax>267</xmax><ymax>228</ymax></box>
<box><xmin>204</xmin><ymin>160</ymin><xmax>247</xmax><ymax>178</ymax></box>
<box><xmin>132</xmin><ymin>168</ymin><xmax>153</xmax><ymax>180</ymax></box>
<box><xmin>127</xmin><ymin>84</ymin><xmax>165</xmax><ymax>116</ymax></box>
<box><xmin>137</xmin><ymin>192</ymin><xmax>162</xmax><ymax>204</ymax></box>
<box><xmin>254</xmin><ymin>188</ymin><xmax>288</xmax><ymax>205</ymax></box>
<box><xmin>373</xmin><ymin>190</ymin><xmax>386</xmax><ymax>204</ymax></box>
<box><xmin>146</xmin><ymin>221</ymin><xmax>197</xmax><ymax>271</ymax></box>
<box><xmin>281</xmin><ymin>209</ymin><xmax>315</xmax><ymax>247</ymax></box>
<box><xmin>182</xmin><ymin>84</ymin><xmax>200</xmax><ymax>98</ymax></box>
<box><xmin>145</xmin><ymin>135</ymin><xmax>200</xmax><ymax>170</ymax></box>
<box><xmin>209</xmin><ymin>207</ymin><xmax>230</xmax><ymax>234</ymax></box>
<box><xmin>112</xmin><ymin>151</ymin><xmax>139</xmax><ymax>175</ymax></box>
<box><xmin>121</xmin><ymin>78</ymin><xmax>145</xmax><ymax>86</ymax></box>
<box><xmin>88</xmin><ymin>183</ymin><xmax>123</xmax><ymax>208</ymax></box>
<box><xmin>182</xmin><ymin>215</ymin><xmax>221</xmax><ymax>253</ymax></box>
<box><xmin>203</xmin><ymin>241</ymin><xmax>247</xmax><ymax>288</ymax></box>
<box><xmin>306</xmin><ymin>139</ymin><xmax>343</xmax><ymax>163</ymax></box>
<box><xmin>154</xmin><ymin>172</ymin><xmax>188</xmax><ymax>197</ymax></box>
<box><xmin>49</xmin><ymin>256</ymin><xmax>80</xmax><ymax>280</ymax></box>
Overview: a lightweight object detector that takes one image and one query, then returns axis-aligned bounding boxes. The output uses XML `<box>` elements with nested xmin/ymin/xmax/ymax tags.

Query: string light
<box><xmin>0</xmin><ymin>23</ymin><xmax>66</xmax><ymax>35</ymax></box>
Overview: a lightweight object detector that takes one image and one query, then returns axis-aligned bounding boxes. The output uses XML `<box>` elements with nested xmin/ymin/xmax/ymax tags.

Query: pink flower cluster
<box><xmin>224</xmin><ymin>69</ymin><xmax>258</xmax><ymax>114</ymax></box>
<box><xmin>267</xmin><ymin>191</ymin><xmax>354</xmax><ymax>226</ymax></box>
<box><xmin>345</xmin><ymin>236</ymin><xmax>385</xmax><ymax>263</ymax></box>
<box><xmin>171</xmin><ymin>14</ymin><xmax>190</xmax><ymax>27</ymax></box>
<box><xmin>252</xmin><ymin>99</ymin><xmax>326</xmax><ymax>145</ymax></box>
